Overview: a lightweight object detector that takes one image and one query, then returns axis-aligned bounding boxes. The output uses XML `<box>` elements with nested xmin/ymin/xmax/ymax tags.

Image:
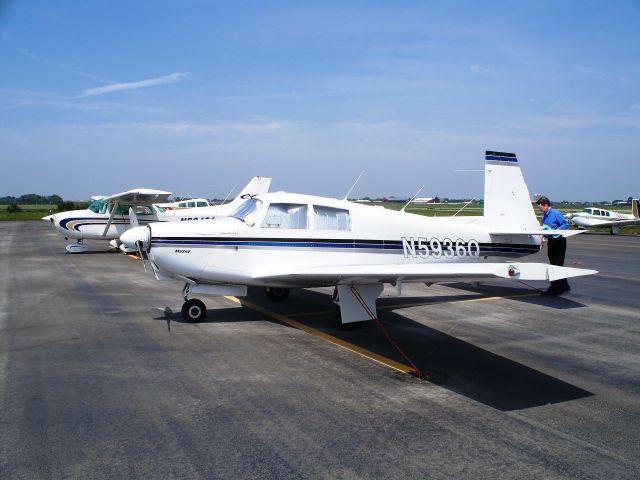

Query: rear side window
<box><xmin>313</xmin><ymin>206</ymin><xmax>350</xmax><ymax>231</ymax></box>
<box><xmin>262</xmin><ymin>203</ymin><xmax>308</xmax><ymax>229</ymax></box>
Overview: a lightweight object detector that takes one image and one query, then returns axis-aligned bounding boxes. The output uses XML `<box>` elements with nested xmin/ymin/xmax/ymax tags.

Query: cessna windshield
<box><xmin>88</xmin><ymin>199</ymin><xmax>108</xmax><ymax>214</ymax></box>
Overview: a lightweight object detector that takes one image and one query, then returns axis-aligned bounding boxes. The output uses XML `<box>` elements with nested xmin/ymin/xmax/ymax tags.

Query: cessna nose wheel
<box><xmin>264</xmin><ymin>287</ymin><xmax>290</xmax><ymax>302</ymax></box>
<box><xmin>181</xmin><ymin>299</ymin><xmax>207</xmax><ymax>323</ymax></box>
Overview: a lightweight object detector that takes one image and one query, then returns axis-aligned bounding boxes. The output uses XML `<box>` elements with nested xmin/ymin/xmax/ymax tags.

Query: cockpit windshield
<box><xmin>88</xmin><ymin>199</ymin><xmax>108</xmax><ymax>214</ymax></box>
<box><xmin>230</xmin><ymin>198</ymin><xmax>263</xmax><ymax>226</ymax></box>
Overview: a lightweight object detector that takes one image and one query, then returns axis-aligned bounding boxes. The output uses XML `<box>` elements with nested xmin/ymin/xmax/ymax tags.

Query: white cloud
<box><xmin>469</xmin><ymin>64</ymin><xmax>489</xmax><ymax>75</ymax></box>
<box><xmin>80</xmin><ymin>72</ymin><xmax>189</xmax><ymax>97</ymax></box>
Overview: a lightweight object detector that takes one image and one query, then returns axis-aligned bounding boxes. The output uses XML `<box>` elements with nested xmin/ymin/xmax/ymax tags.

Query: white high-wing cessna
<box><xmin>121</xmin><ymin>151</ymin><xmax>597</xmax><ymax>327</ymax></box>
<box><xmin>565</xmin><ymin>200</ymin><xmax>639</xmax><ymax>234</ymax></box>
<box><xmin>43</xmin><ymin>176</ymin><xmax>271</xmax><ymax>253</ymax></box>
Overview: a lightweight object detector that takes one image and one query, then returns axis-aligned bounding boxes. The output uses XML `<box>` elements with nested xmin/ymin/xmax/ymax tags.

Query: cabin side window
<box><xmin>262</xmin><ymin>203</ymin><xmax>308</xmax><ymax>229</ymax></box>
<box><xmin>197</xmin><ymin>201</ymin><xmax>208</xmax><ymax>207</ymax></box>
<box><xmin>313</xmin><ymin>205</ymin><xmax>350</xmax><ymax>231</ymax></box>
<box><xmin>135</xmin><ymin>205</ymin><xmax>154</xmax><ymax>215</ymax></box>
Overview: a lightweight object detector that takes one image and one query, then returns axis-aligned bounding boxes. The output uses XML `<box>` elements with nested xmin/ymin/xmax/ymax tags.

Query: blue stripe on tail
<box><xmin>485</xmin><ymin>151</ymin><xmax>518</xmax><ymax>163</ymax></box>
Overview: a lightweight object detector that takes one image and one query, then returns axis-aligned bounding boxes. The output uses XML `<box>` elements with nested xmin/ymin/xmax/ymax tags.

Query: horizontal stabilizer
<box><xmin>490</xmin><ymin>229</ymin><xmax>584</xmax><ymax>237</ymax></box>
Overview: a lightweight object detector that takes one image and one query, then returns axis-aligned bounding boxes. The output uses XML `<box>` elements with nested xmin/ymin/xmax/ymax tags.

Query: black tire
<box><xmin>264</xmin><ymin>287</ymin><xmax>290</xmax><ymax>302</ymax></box>
<box><xmin>334</xmin><ymin>305</ymin><xmax>362</xmax><ymax>331</ymax></box>
<box><xmin>181</xmin><ymin>299</ymin><xmax>207</xmax><ymax>323</ymax></box>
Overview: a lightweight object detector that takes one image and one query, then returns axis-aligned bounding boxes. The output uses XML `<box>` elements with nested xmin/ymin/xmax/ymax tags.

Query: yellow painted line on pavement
<box><xmin>223</xmin><ymin>296</ymin><xmax>415</xmax><ymax>374</ymax></box>
<box><xmin>379</xmin><ymin>292</ymin><xmax>540</xmax><ymax>311</ymax></box>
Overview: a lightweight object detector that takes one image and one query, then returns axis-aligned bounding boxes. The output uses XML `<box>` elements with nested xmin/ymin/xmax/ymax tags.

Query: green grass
<box><xmin>0</xmin><ymin>204</ymin><xmax>57</xmax><ymax>221</ymax></box>
<box><xmin>370</xmin><ymin>201</ymin><xmax>640</xmax><ymax>234</ymax></box>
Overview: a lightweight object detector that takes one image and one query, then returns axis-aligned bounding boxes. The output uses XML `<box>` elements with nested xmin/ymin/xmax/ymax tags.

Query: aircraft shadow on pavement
<box><xmin>152</xmin><ymin>287</ymin><xmax>593</xmax><ymax>411</ymax></box>
<box><xmin>265</xmin><ymin>288</ymin><xmax>592</xmax><ymax>411</ymax></box>
<box><xmin>442</xmin><ymin>282</ymin><xmax>588</xmax><ymax>310</ymax></box>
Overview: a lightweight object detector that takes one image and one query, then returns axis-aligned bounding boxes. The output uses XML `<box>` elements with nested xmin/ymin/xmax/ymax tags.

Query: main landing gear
<box><xmin>332</xmin><ymin>288</ymin><xmax>362</xmax><ymax>331</ymax></box>
<box><xmin>181</xmin><ymin>284</ymin><xmax>206</xmax><ymax>323</ymax></box>
<box><xmin>264</xmin><ymin>287</ymin><xmax>290</xmax><ymax>302</ymax></box>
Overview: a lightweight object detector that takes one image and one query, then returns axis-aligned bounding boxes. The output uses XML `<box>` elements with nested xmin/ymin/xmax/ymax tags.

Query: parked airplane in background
<box><xmin>43</xmin><ymin>176</ymin><xmax>271</xmax><ymax>253</ymax></box>
<box><xmin>156</xmin><ymin>198</ymin><xmax>212</xmax><ymax>210</ymax></box>
<box><xmin>121</xmin><ymin>151</ymin><xmax>597</xmax><ymax>327</ymax></box>
<box><xmin>566</xmin><ymin>199</ymin><xmax>639</xmax><ymax>234</ymax></box>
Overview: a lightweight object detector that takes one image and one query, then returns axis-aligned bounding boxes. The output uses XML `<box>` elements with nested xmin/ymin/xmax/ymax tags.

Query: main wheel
<box><xmin>264</xmin><ymin>287</ymin><xmax>290</xmax><ymax>302</ymax></box>
<box><xmin>181</xmin><ymin>298</ymin><xmax>207</xmax><ymax>323</ymax></box>
<box><xmin>334</xmin><ymin>305</ymin><xmax>362</xmax><ymax>331</ymax></box>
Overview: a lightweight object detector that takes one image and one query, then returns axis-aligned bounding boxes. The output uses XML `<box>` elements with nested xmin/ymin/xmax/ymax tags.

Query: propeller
<box><xmin>120</xmin><ymin>225</ymin><xmax>152</xmax><ymax>272</ymax></box>
<box><xmin>135</xmin><ymin>240</ymin><xmax>147</xmax><ymax>272</ymax></box>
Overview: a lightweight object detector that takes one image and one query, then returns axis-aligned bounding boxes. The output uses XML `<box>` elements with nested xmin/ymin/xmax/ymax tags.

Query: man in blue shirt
<box><xmin>536</xmin><ymin>196</ymin><xmax>570</xmax><ymax>295</ymax></box>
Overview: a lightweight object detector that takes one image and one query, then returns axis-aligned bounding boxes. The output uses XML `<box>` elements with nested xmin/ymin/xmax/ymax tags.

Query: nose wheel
<box><xmin>181</xmin><ymin>298</ymin><xmax>207</xmax><ymax>323</ymax></box>
<box><xmin>264</xmin><ymin>287</ymin><xmax>290</xmax><ymax>302</ymax></box>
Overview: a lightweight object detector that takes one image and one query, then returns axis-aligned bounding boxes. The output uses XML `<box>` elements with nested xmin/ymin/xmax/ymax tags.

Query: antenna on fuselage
<box><xmin>451</xmin><ymin>198</ymin><xmax>477</xmax><ymax>217</ymax></box>
<box><xmin>221</xmin><ymin>183</ymin><xmax>238</xmax><ymax>205</ymax></box>
<box><xmin>401</xmin><ymin>185</ymin><xmax>424</xmax><ymax>212</ymax></box>
<box><xmin>342</xmin><ymin>170</ymin><xmax>365</xmax><ymax>201</ymax></box>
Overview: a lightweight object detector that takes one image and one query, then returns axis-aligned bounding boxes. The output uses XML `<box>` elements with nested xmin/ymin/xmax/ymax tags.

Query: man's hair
<box><xmin>536</xmin><ymin>196</ymin><xmax>551</xmax><ymax>206</ymax></box>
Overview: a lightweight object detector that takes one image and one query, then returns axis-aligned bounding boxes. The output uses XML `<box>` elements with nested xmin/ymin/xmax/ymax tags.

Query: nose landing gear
<box><xmin>181</xmin><ymin>298</ymin><xmax>207</xmax><ymax>323</ymax></box>
<box><xmin>181</xmin><ymin>283</ymin><xmax>207</xmax><ymax>322</ymax></box>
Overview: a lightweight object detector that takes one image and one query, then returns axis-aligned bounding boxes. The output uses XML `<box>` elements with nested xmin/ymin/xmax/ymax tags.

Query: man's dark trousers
<box><xmin>547</xmin><ymin>236</ymin><xmax>570</xmax><ymax>292</ymax></box>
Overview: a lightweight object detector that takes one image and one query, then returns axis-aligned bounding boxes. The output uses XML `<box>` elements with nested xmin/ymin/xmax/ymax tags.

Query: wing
<box><xmin>253</xmin><ymin>262</ymin><xmax>597</xmax><ymax>285</ymax></box>
<box><xmin>490</xmin><ymin>229</ymin><xmax>583</xmax><ymax>237</ymax></box>
<box><xmin>102</xmin><ymin>188</ymin><xmax>172</xmax><ymax>206</ymax></box>
<box><xmin>581</xmin><ymin>219</ymin><xmax>640</xmax><ymax>228</ymax></box>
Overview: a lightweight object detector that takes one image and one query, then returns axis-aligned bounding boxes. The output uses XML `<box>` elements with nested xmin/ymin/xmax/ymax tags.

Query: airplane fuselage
<box><xmin>141</xmin><ymin>194</ymin><xmax>542</xmax><ymax>288</ymax></box>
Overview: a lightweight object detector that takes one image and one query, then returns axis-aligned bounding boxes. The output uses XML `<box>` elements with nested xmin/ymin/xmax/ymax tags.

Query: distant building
<box><xmin>412</xmin><ymin>197</ymin><xmax>435</xmax><ymax>204</ymax></box>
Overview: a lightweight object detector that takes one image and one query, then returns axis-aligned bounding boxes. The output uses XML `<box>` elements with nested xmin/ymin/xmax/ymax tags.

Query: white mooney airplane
<box><xmin>43</xmin><ymin>176</ymin><xmax>271</xmax><ymax>253</ymax></box>
<box><xmin>121</xmin><ymin>151</ymin><xmax>597</xmax><ymax>327</ymax></box>
<box><xmin>565</xmin><ymin>200</ymin><xmax>639</xmax><ymax>234</ymax></box>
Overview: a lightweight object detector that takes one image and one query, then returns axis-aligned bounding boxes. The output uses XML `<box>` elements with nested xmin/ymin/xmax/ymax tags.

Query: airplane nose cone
<box><xmin>120</xmin><ymin>226</ymin><xmax>150</xmax><ymax>251</ymax></box>
<box><xmin>42</xmin><ymin>214</ymin><xmax>55</xmax><ymax>223</ymax></box>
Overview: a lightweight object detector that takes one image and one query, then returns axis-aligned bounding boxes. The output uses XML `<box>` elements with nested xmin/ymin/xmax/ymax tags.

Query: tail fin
<box><xmin>234</xmin><ymin>176</ymin><xmax>272</xmax><ymax>200</ymax></box>
<box><xmin>633</xmin><ymin>199</ymin><xmax>639</xmax><ymax>218</ymax></box>
<box><xmin>483</xmin><ymin>151</ymin><xmax>539</xmax><ymax>231</ymax></box>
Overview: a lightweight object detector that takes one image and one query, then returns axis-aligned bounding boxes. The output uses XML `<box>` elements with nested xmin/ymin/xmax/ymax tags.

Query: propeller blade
<box><xmin>136</xmin><ymin>240</ymin><xmax>147</xmax><ymax>272</ymax></box>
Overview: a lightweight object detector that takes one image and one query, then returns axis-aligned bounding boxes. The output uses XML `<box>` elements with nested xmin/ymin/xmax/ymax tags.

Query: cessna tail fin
<box><xmin>633</xmin><ymin>199</ymin><xmax>639</xmax><ymax>219</ymax></box>
<box><xmin>483</xmin><ymin>151</ymin><xmax>539</xmax><ymax>232</ymax></box>
<box><xmin>235</xmin><ymin>176</ymin><xmax>272</xmax><ymax>199</ymax></box>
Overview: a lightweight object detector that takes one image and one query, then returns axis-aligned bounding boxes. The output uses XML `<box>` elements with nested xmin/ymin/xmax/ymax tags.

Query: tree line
<box><xmin>0</xmin><ymin>194</ymin><xmax>64</xmax><ymax>205</ymax></box>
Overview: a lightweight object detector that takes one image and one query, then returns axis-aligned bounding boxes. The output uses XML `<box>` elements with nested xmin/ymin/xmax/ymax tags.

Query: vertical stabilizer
<box><xmin>483</xmin><ymin>151</ymin><xmax>539</xmax><ymax>231</ymax></box>
<box><xmin>632</xmin><ymin>199</ymin><xmax>639</xmax><ymax>218</ymax></box>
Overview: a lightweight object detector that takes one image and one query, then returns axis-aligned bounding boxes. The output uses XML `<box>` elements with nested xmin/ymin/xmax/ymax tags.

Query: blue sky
<box><xmin>1</xmin><ymin>1</ymin><xmax>639</xmax><ymax>201</ymax></box>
